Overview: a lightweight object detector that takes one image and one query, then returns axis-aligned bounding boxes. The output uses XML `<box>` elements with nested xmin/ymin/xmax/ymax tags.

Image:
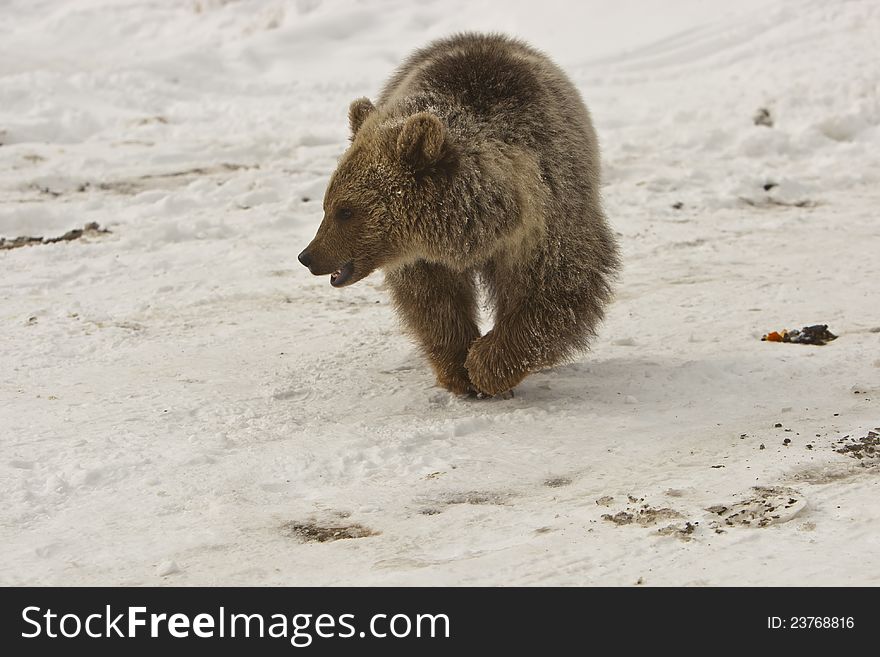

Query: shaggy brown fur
<box><xmin>299</xmin><ymin>33</ymin><xmax>619</xmax><ymax>396</ymax></box>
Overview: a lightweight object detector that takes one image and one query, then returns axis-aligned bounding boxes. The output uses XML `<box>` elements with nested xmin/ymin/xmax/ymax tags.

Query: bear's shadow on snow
<box><xmin>510</xmin><ymin>355</ymin><xmax>776</xmax><ymax>413</ymax></box>
<box><xmin>368</xmin><ymin>351</ymin><xmax>776</xmax><ymax>419</ymax></box>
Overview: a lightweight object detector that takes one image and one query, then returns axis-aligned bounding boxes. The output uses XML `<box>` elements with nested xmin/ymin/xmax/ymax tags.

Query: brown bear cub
<box><xmin>299</xmin><ymin>33</ymin><xmax>619</xmax><ymax>397</ymax></box>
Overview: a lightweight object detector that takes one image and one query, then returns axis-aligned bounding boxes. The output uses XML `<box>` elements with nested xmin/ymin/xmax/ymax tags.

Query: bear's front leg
<box><xmin>465</xmin><ymin>297</ymin><xmax>578</xmax><ymax>396</ymax></box>
<box><xmin>386</xmin><ymin>261</ymin><xmax>480</xmax><ymax>395</ymax></box>
<box><xmin>428</xmin><ymin>345</ymin><xmax>477</xmax><ymax>395</ymax></box>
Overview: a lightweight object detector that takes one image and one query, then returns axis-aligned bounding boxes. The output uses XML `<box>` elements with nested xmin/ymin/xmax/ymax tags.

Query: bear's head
<box><xmin>298</xmin><ymin>97</ymin><xmax>457</xmax><ymax>287</ymax></box>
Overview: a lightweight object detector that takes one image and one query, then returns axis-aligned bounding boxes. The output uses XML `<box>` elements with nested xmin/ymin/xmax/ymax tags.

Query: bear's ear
<box><xmin>396</xmin><ymin>112</ymin><xmax>449</xmax><ymax>171</ymax></box>
<box><xmin>348</xmin><ymin>97</ymin><xmax>375</xmax><ymax>137</ymax></box>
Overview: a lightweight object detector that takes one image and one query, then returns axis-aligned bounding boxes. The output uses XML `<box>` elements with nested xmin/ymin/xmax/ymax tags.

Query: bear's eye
<box><xmin>336</xmin><ymin>207</ymin><xmax>353</xmax><ymax>221</ymax></box>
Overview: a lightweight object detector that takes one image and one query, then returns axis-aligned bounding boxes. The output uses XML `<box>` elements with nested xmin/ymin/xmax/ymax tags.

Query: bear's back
<box><xmin>378</xmin><ymin>33</ymin><xmax>599</xmax><ymax>199</ymax></box>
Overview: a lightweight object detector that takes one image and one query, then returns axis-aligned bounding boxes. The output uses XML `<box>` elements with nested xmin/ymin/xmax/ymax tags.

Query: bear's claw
<box><xmin>475</xmin><ymin>390</ymin><xmax>515</xmax><ymax>400</ymax></box>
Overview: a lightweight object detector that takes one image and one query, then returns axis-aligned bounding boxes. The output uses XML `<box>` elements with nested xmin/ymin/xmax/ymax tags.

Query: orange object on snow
<box><xmin>761</xmin><ymin>325</ymin><xmax>837</xmax><ymax>346</ymax></box>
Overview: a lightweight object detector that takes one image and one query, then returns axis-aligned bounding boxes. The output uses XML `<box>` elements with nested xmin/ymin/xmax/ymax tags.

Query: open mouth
<box><xmin>329</xmin><ymin>261</ymin><xmax>354</xmax><ymax>287</ymax></box>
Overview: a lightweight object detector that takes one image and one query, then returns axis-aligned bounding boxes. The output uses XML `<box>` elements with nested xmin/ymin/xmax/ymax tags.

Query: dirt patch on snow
<box><xmin>94</xmin><ymin>163</ymin><xmax>256</xmax><ymax>195</ymax></box>
<box><xmin>280</xmin><ymin>521</ymin><xmax>377</xmax><ymax>543</ymax></box>
<box><xmin>418</xmin><ymin>490</ymin><xmax>514</xmax><ymax>516</ymax></box>
<box><xmin>602</xmin><ymin>496</ymin><xmax>683</xmax><ymax>527</ymax></box>
<box><xmin>1</xmin><ymin>222</ymin><xmax>110</xmax><ymax>250</ymax></box>
<box><xmin>835</xmin><ymin>430</ymin><xmax>880</xmax><ymax>460</ymax></box>
<box><xmin>707</xmin><ymin>486</ymin><xmax>805</xmax><ymax>528</ymax></box>
<box><xmin>657</xmin><ymin>521</ymin><xmax>698</xmax><ymax>541</ymax></box>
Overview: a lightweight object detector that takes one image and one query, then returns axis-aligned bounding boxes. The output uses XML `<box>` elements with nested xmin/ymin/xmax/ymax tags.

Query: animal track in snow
<box><xmin>417</xmin><ymin>490</ymin><xmax>514</xmax><ymax>516</ymax></box>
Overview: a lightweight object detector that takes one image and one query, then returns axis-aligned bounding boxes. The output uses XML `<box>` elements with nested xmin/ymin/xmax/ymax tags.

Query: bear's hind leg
<box><xmin>386</xmin><ymin>261</ymin><xmax>480</xmax><ymax>395</ymax></box>
<box><xmin>465</xmin><ymin>290</ymin><xmax>599</xmax><ymax>396</ymax></box>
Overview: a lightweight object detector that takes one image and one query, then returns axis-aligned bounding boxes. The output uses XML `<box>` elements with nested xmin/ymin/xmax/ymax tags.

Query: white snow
<box><xmin>1</xmin><ymin>0</ymin><xmax>879</xmax><ymax>586</ymax></box>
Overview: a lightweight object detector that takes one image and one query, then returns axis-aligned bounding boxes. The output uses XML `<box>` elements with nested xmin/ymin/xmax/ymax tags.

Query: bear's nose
<box><xmin>297</xmin><ymin>249</ymin><xmax>312</xmax><ymax>268</ymax></box>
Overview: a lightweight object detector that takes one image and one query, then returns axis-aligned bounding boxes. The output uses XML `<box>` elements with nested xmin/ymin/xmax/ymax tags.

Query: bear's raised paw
<box><xmin>465</xmin><ymin>333</ymin><xmax>528</xmax><ymax>397</ymax></box>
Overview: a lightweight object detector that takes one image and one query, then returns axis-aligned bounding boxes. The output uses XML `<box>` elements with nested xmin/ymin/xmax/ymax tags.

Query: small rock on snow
<box><xmin>156</xmin><ymin>560</ymin><xmax>181</xmax><ymax>577</ymax></box>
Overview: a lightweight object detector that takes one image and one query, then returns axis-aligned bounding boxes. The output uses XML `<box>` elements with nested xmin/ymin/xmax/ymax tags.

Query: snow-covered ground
<box><xmin>2</xmin><ymin>0</ymin><xmax>879</xmax><ymax>586</ymax></box>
